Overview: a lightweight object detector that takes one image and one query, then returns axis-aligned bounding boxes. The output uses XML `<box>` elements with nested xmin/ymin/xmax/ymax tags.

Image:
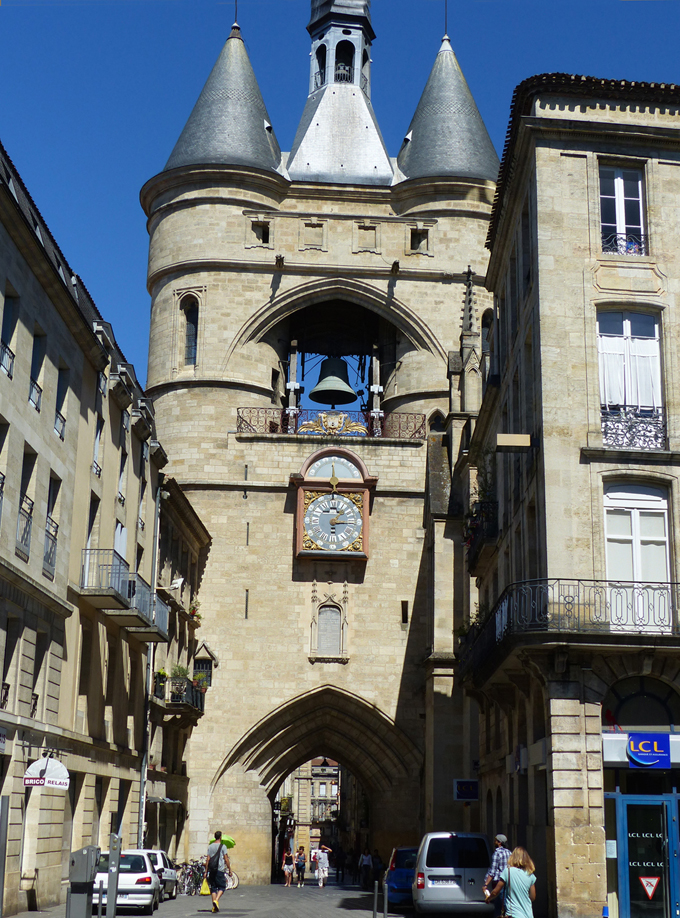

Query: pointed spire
<box><xmin>397</xmin><ymin>37</ymin><xmax>499</xmax><ymax>182</ymax></box>
<box><xmin>462</xmin><ymin>266</ymin><xmax>478</xmax><ymax>336</ymax></box>
<box><xmin>164</xmin><ymin>26</ymin><xmax>282</xmax><ymax>174</ymax></box>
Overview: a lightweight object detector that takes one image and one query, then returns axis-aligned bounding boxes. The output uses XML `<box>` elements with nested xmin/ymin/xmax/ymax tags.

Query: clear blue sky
<box><xmin>1</xmin><ymin>0</ymin><xmax>679</xmax><ymax>383</ymax></box>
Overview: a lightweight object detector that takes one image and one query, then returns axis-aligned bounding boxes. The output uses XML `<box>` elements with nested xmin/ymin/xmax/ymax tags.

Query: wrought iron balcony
<box><xmin>0</xmin><ymin>340</ymin><xmax>14</xmax><ymax>379</ymax></box>
<box><xmin>92</xmin><ymin>460</ymin><xmax>102</xmax><ymax>478</ymax></box>
<box><xmin>237</xmin><ymin>407</ymin><xmax>426</xmax><ymax>440</ymax></box>
<box><xmin>601</xmin><ymin>406</ymin><xmax>666</xmax><ymax>450</ymax></box>
<box><xmin>43</xmin><ymin>516</ymin><xmax>58</xmax><ymax>579</ymax></box>
<box><xmin>30</xmin><ymin>693</ymin><xmax>39</xmax><ymax>719</ymax></box>
<box><xmin>54</xmin><ymin>410</ymin><xmax>66</xmax><ymax>440</ymax></box>
<box><xmin>466</xmin><ymin>501</ymin><xmax>499</xmax><ymax>575</ymax></box>
<box><xmin>80</xmin><ymin>549</ymin><xmax>130</xmax><ymax>609</ymax></box>
<box><xmin>15</xmin><ymin>494</ymin><xmax>33</xmax><ymax>561</ymax></box>
<box><xmin>28</xmin><ymin>378</ymin><xmax>42</xmax><ymax>411</ymax></box>
<box><xmin>459</xmin><ymin>578</ymin><xmax>680</xmax><ymax>686</ymax></box>
<box><xmin>0</xmin><ymin>683</ymin><xmax>9</xmax><ymax>710</ymax></box>
<box><xmin>128</xmin><ymin>593</ymin><xmax>170</xmax><ymax>644</ymax></box>
<box><xmin>167</xmin><ymin>677</ymin><xmax>205</xmax><ymax>714</ymax></box>
<box><xmin>601</xmin><ymin>232</ymin><xmax>648</xmax><ymax>256</ymax></box>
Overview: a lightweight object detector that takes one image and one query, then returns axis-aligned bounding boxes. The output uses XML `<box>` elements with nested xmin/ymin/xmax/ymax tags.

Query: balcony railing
<box><xmin>30</xmin><ymin>693</ymin><xmax>39</xmax><ymax>718</ymax></box>
<box><xmin>54</xmin><ymin>410</ymin><xmax>66</xmax><ymax>440</ymax></box>
<box><xmin>459</xmin><ymin>578</ymin><xmax>680</xmax><ymax>684</ymax></box>
<box><xmin>0</xmin><ymin>683</ymin><xmax>9</xmax><ymax>710</ymax></box>
<box><xmin>128</xmin><ymin>573</ymin><xmax>153</xmax><ymax>625</ymax></box>
<box><xmin>0</xmin><ymin>340</ymin><xmax>14</xmax><ymax>379</ymax></box>
<box><xmin>237</xmin><ymin>407</ymin><xmax>426</xmax><ymax>440</ymax></box>
<box><xmin>43</xmin><ymin>516</ymin><xmax>58</xmax><ymax>578</ymax></box>
<box><xmin>466</xmin><ymin>501</ymin><xmax>498</xmax><ymax>574</ymax></box>
<box><xmin>335</xmin><ymin>63</ymin><xmax>353</xmax><ymax>83</ymax></box>
<box><xmin>601</xmin><ymin>406</ymin><xmax>666</xmax><ymax>450</ymax></box>
<box><xmin>168</xmin><ymin>677</ymin><xmax>205</xmax><ymax>713</ymax></box>
<box><xmin>28</xmin><ymin>378</ymin><xmax>42</xmax><ymax>411</ymax></box>
<box><xmin>15</xmin><ymin>494</ymin><xmax>33</xmax><ymax>561</ymax></box>
<box><xmin>92</xmin><ymin>460</ymin><xmax>102</xmax><ymax>478</ymax></box>
<box><xmin>81</xmin><ymin>549</ymin><xmax>130</xmax><ymax>608</ymax></box>
<box><xmin>601</xmin><ymin>232</ymin><xmax>648</xmax><ymax>256</ymax></box>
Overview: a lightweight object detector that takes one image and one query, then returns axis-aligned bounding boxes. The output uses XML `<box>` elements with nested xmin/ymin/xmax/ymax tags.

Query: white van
<box><xmin>412</xmin><ymin>832</ymin><xmax>494</xmax><ymax>914</ymax></box>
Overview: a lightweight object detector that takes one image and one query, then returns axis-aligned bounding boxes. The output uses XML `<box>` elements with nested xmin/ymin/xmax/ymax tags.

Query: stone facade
<box><xmin>460</xmin><ymin>75</ymin><xmax>680</xmax><ymax>918</ymax></box>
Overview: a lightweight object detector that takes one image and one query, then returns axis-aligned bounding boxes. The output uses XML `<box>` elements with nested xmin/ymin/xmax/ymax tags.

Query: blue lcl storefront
<box><xmin>603</xmin><ymin>678</ymin><xmax>680</xmax><ymax>918</ymax></box>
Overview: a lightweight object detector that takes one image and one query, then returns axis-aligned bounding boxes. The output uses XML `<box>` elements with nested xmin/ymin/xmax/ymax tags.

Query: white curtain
<box><xmin>598</xmin><ymin>333</ymin><xmax>661</xmax><ymax>408</ymax></box>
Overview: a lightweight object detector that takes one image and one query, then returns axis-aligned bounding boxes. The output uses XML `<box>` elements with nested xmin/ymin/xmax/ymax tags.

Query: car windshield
<box><xmin>425</xmin><ymin>837</ymin><xmax>489</xmax><ymax>869</ymax></box>
<box><xmin>98</xmin><ymin>855</ymin><xmax>148</xmax><ymax>873</ymax></box>
<box><xmin>394</xmin><ymin>849</ymin><xmax>418</xmax><ymax>869</ymax></box>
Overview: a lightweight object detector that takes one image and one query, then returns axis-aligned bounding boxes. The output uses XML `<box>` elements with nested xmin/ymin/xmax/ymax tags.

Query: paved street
<box><xmin>14</xmin><ymin>881</ymin><xmax>413</xmax><ymax>918</ymax></box>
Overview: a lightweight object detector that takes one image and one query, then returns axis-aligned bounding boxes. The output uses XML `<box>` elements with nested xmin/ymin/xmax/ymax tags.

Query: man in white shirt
<box><xmin>316</xmin><ymin>844</ymin><xmax>332</xmax><ymax>888</ymax></box>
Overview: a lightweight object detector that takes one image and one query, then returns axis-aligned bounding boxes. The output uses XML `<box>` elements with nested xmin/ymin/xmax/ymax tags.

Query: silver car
<box><xmin>412</xmin><ymin>832</ymin><xmax>493</xmax><ymax>914</ymax></box>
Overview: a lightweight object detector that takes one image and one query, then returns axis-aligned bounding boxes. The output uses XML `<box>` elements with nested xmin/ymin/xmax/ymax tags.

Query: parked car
<box><xmin>92</xmin><ymin>850</ymin><xmax>161</xmax><ymax>914</ymax></box>
<box><xmin>142</xmin><ymin>850</ymin><xmax>178</xmax><ymax>900</ymax></box>
<box><xmin>412</xmin><ymin>832</ymin><xmax>493</xmax><ymax>914</ymax></box>
<box><xmin>383</xmin><ymin>846</ymin><xmax>418</xmax><ymax>906</ymax></box>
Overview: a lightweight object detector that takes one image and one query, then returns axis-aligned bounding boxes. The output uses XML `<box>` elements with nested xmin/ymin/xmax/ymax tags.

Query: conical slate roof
<box><xmin>397</xmin><ymin>37</ymin><xmax>499</xmax><ymax>183</ymax></box>
<box><xmin>164</xmin><ymin>25</ymin><xmax>282</xmax><ymax>174</ymax></box>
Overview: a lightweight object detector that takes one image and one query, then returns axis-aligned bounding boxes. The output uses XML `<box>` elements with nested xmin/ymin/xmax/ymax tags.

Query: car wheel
<box><xmin>170</xmin><ymin>882</ymin><xmax>178</xmax><ymax>900</ymax></box>
<box><xmin>142</xmin><ymin>899</ymin><xmax>154</xmax><ymax>916</ymax></box>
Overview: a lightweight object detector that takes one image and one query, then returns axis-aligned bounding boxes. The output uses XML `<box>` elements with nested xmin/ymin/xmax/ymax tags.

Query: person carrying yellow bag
<box><xmin>204</xmin><ymin>830</ymin><xmax>232</xmax><ymax>913</ymax></box>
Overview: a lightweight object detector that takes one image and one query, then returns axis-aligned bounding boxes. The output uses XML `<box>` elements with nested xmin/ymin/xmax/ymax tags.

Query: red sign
<box><xmin>640</xmin><ymin>877</ymin><xmax>660</xmax><ymax>900</ymax></box>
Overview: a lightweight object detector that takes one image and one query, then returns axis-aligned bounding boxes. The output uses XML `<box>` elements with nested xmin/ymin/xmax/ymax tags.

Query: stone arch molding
<box><xmin>212</xmin><ymin>685</ymin><xmax>423</xmax><ymax>797</ymax></box>
<box><xmin>221</xmin><ymin>277</ymin><xmax>448</xmax><ymax>373</ymax></box>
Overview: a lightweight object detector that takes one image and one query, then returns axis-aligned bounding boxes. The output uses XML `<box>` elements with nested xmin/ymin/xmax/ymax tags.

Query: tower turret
<box><xmin>287</xmin><ymin>0</ymin><xmax>392</xmax><ymax>185</ymax></box>
<box><xmin>397</xmin><ymin>36</ymin><xmax>498</xmax><ymax>183</ymax></box>
<box><xmin>164</xmin><ymin>24</ymin><xmax>282</xmax><ymax>174</ymax></box>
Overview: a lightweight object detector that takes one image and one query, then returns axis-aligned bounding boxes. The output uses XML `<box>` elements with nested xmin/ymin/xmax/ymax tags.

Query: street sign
<box><xmin>640</xmin><ymin>877</ymin><xmax>660</xmax><ymax>900</ymax></box>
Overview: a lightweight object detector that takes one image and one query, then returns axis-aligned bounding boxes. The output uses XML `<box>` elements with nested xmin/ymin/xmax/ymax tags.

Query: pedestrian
<box><xmin>335</xmin><ymin>846</ymin><xmax>346</xmax><ymax>884</ymax></box>
<box><xmin>350</xmin><ymin>848</ymin><xmax>360</xmax><ymax>885</ymax></box>
<box><xmin>487</xmin><ymin>847</ymin><xmax>537</xmax><ymax>918</ymax></box>
<box><xmin>295</xmin><ymin>845</ymin><xmax>306</xmax><ymax>887</ymax></box>
<box><xmin>360</xmin><ymin>847</ymin><xmax>373</xmax><ymax>890</ymax></box>
<box><xmin>316</xmin><ymin>844</ymin><xmax>332</xmax><ymax>888</ymax></box>
<box><xmin>204</xmin><ymin>830</ymin><xmax>232</xmax><ymax>913</ymax></box>
<box><xmin>282</xmin><ymin>847</ymin><xmax>294</xmax><ymax>887</ymax></box>
<box><xmin>483</xmin><ymin>833</ymin><xmax>510</xmax><ymax>917</ymax></box>
<box><xmin>371</xmin><ymin>848</ymin><xmax>383</xmax><ymax>884</ymax></box>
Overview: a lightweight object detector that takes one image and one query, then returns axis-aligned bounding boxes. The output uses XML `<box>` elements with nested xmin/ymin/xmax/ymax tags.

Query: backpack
<box><xmin>208</xmin><ymin>844</ymin><xmax>225</xmax><ymax>872</ymax></box>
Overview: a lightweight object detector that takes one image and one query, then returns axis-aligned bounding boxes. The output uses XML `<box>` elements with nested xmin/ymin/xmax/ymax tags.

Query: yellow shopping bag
<box><xmin>200</xmin><ymin>878</ymin><xmax>210</xmax><ymax>896</ymax></box>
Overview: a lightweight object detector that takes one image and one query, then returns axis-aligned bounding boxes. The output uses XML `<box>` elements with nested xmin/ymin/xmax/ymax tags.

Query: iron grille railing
<box><xmin>128</xmin><ymin>573</ymin><xmax>153</xmax><ymax>624</ymax></box>
<box><xmin>601</xmin><ymin>406</ymin><xmax>666</xmax><ymax>450</ymax></box>
<box><xmin>54</xmin><ymin>410</ymin><xmax>66</xmax><ymax>440</ymax></box>
<box><xmin>30</xmin><ymin>693</ymin><xmax>39</xmax><ymax>718</ymax></box>
<box><xmin>0</xmin><ymin>683</ymin><xmax>9</xmax><ymax>710</ymax></box>
<box><xmin>98</xmin><ymin>371</ymin><xmax>108</xmax><ymax>396</ymax></box>
<box><xmin>15</xmin><ymin>494</ymin><xmax>33</xmax><ymax>560</ymax></box>
<box><xmin>138</xmin><ymin>517</ymin><xmax>145</xmax><ymax>532</ymax></box>
<box><xmin>459</xmin><ymin>578</ymin><xmax>680</xmax><ymax>681</ymax></box>
<box><xmin>601</xmin><ymin>233</ymin><xmax>648</xmax><ymax>256</ymax></box>
<box><xmin>0</xmin><ymin>340</ymin><xmax>14</xmax><ymax>379</ymax></box>
<box><xmin>314</xmin><ymin>69</ymin><xmax>326</xmax><ymax>89</ymax></box>
<box><xmin>236</xmin><ymin>407</ymin><xmax>426</xmax><ymax>440</ymax></box>
<box><xmin>43</xmin><ymin>516</ymin><xmax>58</xmax><ymax>578</ymax></box>
<box><xmin>168</xmin><ymin>677</ymin><xmax>205</xmax><ymax>713</ymax></box>
<box><xmin>92</xmin><ymin>460</ymin><xmax>102</xmax><ymax>478</ymax></box>
<box><xmin>335</xmin><ymin>64</ymin><xmax>353</xmax><ymax>83</ymax></box>
<box><xmin>81</xmin><ymin>548</ymin><xmax>130</xmax><ymax>596</ymax></box>
<box><xmin>28</xmin><ymin>378</ymin><xmax>42</xmax><ymax>411</ymax></box>
<box><xmin>466</xmin><ymin>501</ymin><xmax>499</xmax><ymax>570</ymax></box>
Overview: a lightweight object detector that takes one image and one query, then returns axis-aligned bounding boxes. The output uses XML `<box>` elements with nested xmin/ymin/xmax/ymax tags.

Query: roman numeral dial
<box><xmin>303</xmin><ymin>492</ymin><xmax>363</xmax><ymax>551</ymax></box>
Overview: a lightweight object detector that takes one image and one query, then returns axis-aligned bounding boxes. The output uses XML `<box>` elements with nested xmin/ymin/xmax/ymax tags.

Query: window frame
<box><xmin>604</xmin><ymin>483</ymin><xmax>670</xmax><ymax>584</ymax></box>
<box><xmin>599</xmin><ymin>163</ymin><xmax>647</xmax><ymax>255</ymax></box>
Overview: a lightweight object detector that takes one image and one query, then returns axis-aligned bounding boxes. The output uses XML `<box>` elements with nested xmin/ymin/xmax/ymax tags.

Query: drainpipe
<box><xmin>137</xmin><ymin>472</ymin><xmax>165</xmax><ymax>847</ymax></box>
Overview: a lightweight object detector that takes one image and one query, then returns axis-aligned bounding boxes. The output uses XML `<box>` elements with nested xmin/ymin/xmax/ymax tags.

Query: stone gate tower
<box><xmin>141</xmin><ymin>1</ymin><xmax>498</xmax><ymax>881</ymax></box>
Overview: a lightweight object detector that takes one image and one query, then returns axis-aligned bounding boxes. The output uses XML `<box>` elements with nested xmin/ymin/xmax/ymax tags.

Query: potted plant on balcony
<box><xmin>194</xmin><ymin>672</ymin><xmax>209</xmax><ymax>694</ymax></box>
<box><xmin>155</xmin><ymin>668</ymin><xmax>168</xmax><ymax>697</ymax></box>
<box><xmin>188</xmin><ymin>600</ymin><xmax>202</xmax><ymax>627</ymax></box>
<box><xmin>170</xmin><ymin>663</ymin><xmax>189</xmax><ymax>694</ymax></box>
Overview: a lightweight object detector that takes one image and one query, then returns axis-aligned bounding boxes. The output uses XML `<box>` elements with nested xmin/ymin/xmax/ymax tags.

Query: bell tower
<box><xmin>142</xmin><ymin>1</ymin><xmax>499</xmax><ymax>882</ymax></box>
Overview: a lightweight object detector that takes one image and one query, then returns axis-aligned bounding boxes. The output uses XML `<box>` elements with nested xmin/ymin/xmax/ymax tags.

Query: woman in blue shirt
<box><xmin>487</xmin><ymin>847</ymin><xmax>536</xmax><ymax>918</ymax></box>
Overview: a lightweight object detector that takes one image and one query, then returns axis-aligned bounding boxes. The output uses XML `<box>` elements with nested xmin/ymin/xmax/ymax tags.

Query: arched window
<box><xmin>315</xmin><ymin>45</ymin><xmax>327</xmax><ymax>88</ymax></box>
<box><xmin>317</xmin><ymin>604</ymin><xmax>342</xmax><ymax>656</ymax></box>
<box><xmin>335</xmin><ymin>41</ymin><xmax>355</xmax><ymax>83</ymax></box>
<box><xmin>602</xmin><ymin>676</ymin><xmax>680</xmax><ymax>732</ymax></box>
<box><xmin>182</xmin><ymin>295</ymin><xmax>199</xmax><ymax>366</ymax></box>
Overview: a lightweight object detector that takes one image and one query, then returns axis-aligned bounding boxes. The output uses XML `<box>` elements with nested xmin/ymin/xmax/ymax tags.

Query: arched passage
<box><xmin>209</xmin><ymin>686</ymin><xmax>424</xmax><ymax>883</ymax></box>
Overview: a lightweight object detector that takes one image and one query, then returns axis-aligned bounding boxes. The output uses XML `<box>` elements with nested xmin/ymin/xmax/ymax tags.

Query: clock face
<box><xmin>303</xmin><ymin>493</ymin><xmax>363</xmax><ymax>552</ymax></box>
<box><xmin>307</xmin><ymin>455</ymin><xmax>361</xmax><ymax>481</ymax></box>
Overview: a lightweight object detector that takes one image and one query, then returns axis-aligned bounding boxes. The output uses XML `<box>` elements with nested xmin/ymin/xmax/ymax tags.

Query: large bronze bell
<box><xmin>309</xmin><ymin>357</ymin><xmax>357</xmax><ymax>406</ymax></box>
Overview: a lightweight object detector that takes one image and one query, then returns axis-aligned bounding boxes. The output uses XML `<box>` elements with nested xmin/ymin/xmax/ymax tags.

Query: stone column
<box><xmin>547</xmin><ymin>690</ymin><xmax>606</xmax><ymax>918</ymax></box>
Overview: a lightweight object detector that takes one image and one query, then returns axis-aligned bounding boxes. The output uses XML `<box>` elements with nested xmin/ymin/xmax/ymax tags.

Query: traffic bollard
<box><xmin>373</xmin><ymin>880</ymin><xmax>378</xmax><ymax>918</ymax></box>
